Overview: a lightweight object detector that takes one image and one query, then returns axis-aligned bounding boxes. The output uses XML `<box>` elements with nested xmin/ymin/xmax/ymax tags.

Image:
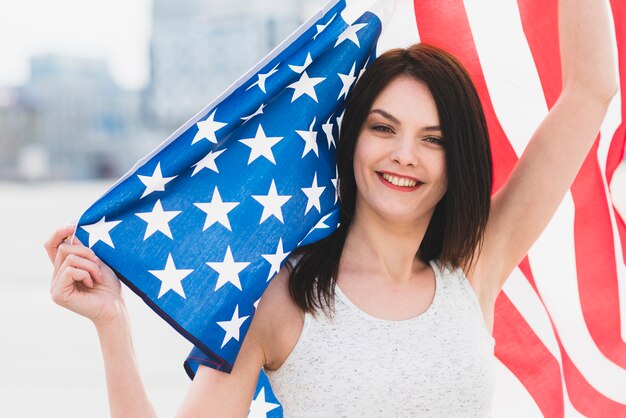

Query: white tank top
<box><xmin>265</xmin><ymin>260</ymin><xmax>495</xmax><ymax>417</ymax></box>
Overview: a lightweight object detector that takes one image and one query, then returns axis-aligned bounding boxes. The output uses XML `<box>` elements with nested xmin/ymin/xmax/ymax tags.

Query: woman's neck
<box><xmin>341</xmin><ymin>208</ymin><xmax>432</xmax><ymax>284</ymax></box>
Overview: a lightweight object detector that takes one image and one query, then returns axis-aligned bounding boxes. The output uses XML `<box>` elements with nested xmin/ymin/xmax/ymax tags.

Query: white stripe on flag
<box><xmin>598</xmin><ymin>47</ymin><xmax>626</xmax><ymax>342</ymax></box>
<box><xmin>529</xmin><ymin>192</ymin><xmax>626</xmax><ymax>402</ymax></box>
<box><xmin>597</xmin><ymin>5</ymin><xmax>622</xmax><ymax>167</ymax></box>
<box><xmin>463</xmin><ymin>0</ymin><xmax>547</xmax><ymax>157</ymax></box>
<box><xmin>502</xmin><ymin>269</ymin><xmax>560</xmax><ymax>359</ymax></box>
<box><xmin>373</xmin><ymin>0</ymin><xmax>420</xmax><ymax>54</ymax></box>
<box><xmin>344</xmin><ymin>0</ymin><xmax>419</xmax><ymax>55</ymax></box>
<box><xmin>502</xmin><ymin>268</ymin><xmax>586</xmax><ymax>416</ymax></box>
<box><xmin>492</xmin><ymin>359</ymin><xmax>543</xmax><ymax>417</ymax></box>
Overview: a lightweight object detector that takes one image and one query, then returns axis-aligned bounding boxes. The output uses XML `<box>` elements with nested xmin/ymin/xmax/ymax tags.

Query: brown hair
<box><xmin>288</xmin><ymin>43</ymin><xmax>492</xmax><ymax>316</ymax></box>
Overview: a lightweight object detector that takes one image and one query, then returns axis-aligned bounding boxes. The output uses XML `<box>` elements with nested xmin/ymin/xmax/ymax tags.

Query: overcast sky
<box><xmin>0</xmin><ymin>0</ymin><xmax>152</xmax><ymax>90</ymax></box>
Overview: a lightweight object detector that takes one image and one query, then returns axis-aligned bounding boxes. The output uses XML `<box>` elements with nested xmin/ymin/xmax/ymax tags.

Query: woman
<box><xmin>45</xmin><ymin>0</ymin><xmax>616</xmax><ymax>415</ymax></box>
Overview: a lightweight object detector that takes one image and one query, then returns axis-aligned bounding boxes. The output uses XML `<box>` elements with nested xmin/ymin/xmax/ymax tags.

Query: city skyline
<box><xmin>0</xmin><ymin>0</ymin><xmax>327</xmax><ymax>180</ymax></box>
<box><xmin>0</xmin><ymin>0</ymin><xmax>326</xmax><ymax>90</ymax></box>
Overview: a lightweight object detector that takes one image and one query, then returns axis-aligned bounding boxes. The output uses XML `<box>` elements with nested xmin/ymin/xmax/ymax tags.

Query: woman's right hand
<box><xmin>45</xmin><ymin>225</ymin><xmax>125</xmax><ymax>325</ymax></box>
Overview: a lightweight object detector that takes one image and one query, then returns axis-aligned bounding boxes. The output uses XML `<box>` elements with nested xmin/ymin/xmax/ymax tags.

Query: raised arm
<box><xmin>45</xmin><ymin>226</ymin><xmax>265</xmax><ymax>418</ymax></box>
<box><xmin>469</xmin><ymin>0</ymin><xmax>618</xmax><ymax>297</ymax></box>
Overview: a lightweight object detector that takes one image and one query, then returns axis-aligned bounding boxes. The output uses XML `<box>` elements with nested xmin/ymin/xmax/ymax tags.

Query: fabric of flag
<box><xmin>74</xmin><ymin>0</ymin><xmax>626</xmax><ymax>416</ymax></box>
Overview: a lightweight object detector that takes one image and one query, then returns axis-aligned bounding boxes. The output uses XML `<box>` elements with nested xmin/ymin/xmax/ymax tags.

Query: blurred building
<box><xmin>20</xmin><ymin>55</ymin><xmax>151</xmax><ymax>179</ymax></box>
<box><xmin>0</xmin><ymin>0</ymin><xmax>327</xmax><ymax>180</ymax></box>
<box><xmin>147</xmin><ymin>0</ymin><xmax>325</xmax><ymax>130</ymax></box>
<box><xmin>0</xmin><ymin>89</ymin><xmax>37</xmax><ymax>179</ymax></box>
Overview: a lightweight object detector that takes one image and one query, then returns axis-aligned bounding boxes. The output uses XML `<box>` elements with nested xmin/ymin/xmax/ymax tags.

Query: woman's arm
<box><xmin>95</xmin><ymin>307</ymin><xmax>159</xmax><ymax>418</ymax></box>
<box><xmin>469</xmin><ymin>0</ymin><xmax>618</xmax><ymax>297</ymax></box>
<box><xmin>46</xmin><ymin>226</ymin><xmax>265</xmax><ymax>418</ymax></box>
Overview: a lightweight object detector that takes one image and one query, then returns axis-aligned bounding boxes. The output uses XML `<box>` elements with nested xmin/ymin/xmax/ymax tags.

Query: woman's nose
<box><xmin>390</xmin><ymin>136</ymin><xmax>419</xmax><ymax>166</ymax></box>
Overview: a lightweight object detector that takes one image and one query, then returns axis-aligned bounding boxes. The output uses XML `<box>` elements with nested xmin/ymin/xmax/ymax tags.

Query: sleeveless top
<box><xmin>264</xmin><ymin>260</ymin><xmax>495</xmax><ymax>417</ymax></box>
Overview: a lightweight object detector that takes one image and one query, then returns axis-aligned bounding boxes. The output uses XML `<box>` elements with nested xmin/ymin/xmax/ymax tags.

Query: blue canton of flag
<box><xmin>75</xmin><ymin>1</ymin><xmax>382</xmax><ymax>416</ymax></box>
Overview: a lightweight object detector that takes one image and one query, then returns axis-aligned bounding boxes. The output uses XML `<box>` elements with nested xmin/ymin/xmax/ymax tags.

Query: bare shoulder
<box><xmin>254</xmin><ymin>262</ymin><xmax>305</xmax><ymax>371</ymax></box>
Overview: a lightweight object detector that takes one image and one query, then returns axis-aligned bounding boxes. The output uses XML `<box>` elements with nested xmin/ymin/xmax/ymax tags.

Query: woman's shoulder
<box><xmin>253</xmin><ymin>261</ymin><xmax>305</xmax><ymax>370</ymax></box>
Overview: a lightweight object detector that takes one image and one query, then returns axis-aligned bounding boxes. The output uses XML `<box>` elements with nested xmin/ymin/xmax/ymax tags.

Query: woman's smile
<box><xmin>376</xmin><ymin>171</ymin><xmax>424</xmax><ymax>192</ymax></box>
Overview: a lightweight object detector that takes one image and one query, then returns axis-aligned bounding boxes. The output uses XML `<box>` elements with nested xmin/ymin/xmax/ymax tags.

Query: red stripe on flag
<box><xmin>572</xmin><ymin>140</ymin><xmax>626</xmax><ymax>366</ymax></box>
<box><xmin>501</xmin><ymin>266</ymin><xmax>626</xmax><ymax>416</ymax></box>
<box><xmin>516</xmin><ymin>258</ymin><xmax>626</xmax><ymax>414</ymax></box>
<box><xmin>494</xmin><ymin>293</ymin><xmax>564</xmax><ymax>417</ymax></box>
<box><xmin>518</xmin><ymin>0</ymin><xmax>626</xmax><ymax>368</ymax></box>
<box><xmin>607</xmin><ymin>0</ymin><xmax>626</xmax><ymax>185</ymax></box>
<box><xmin>557</xmin><ymin>335</ymin><xmax>626</xmax><ymax>416</ymax></box>
<box><xmin>412</xmin><ymin>0</ymin><xmax>518</xmax><ymax>193</ymax></box>
<box><xmin>608</xmin><ymin>0</ymin><xmax>626</xmax><ymax>265</ymax></box>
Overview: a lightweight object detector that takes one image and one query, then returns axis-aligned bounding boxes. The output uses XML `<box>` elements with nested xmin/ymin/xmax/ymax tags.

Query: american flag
<box><xmin>74</xmin><ymin>0</ymin><xmax>626</xmax><ymax>416</ymax></box>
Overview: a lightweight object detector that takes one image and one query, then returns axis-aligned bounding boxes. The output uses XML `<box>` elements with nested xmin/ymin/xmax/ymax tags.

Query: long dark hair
<box><xmin>288</xmin><ymin>43</ymin><xmax>492</xmax><ymax>316</ymax></box>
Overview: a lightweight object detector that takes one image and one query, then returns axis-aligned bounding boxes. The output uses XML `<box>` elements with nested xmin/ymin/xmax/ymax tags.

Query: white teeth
<box><xmin>381</xmin><ymin>173</ymin><xmax>418</xmax><ymax>187</ymax></box>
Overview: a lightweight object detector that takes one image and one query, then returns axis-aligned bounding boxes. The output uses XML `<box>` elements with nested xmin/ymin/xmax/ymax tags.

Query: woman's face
<box><xmin>352</xmin><ymin>75</ymin><xmax>447</xmax><ymax>226</ymax></box>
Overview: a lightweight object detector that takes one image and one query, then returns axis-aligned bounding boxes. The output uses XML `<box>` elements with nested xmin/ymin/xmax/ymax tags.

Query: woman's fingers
<box><xmin>53</xmin><ymin>242</ymin><xmax>98</xmax><ymax>276</ymax></box>
<box><xmin>51</xmin><ymin>246</ymin><xmax>101</xmax><ymax>292</ymax></box>
<box><xmin>50</xmin><ymin>265</ymin><xmax>94</xmax><ymax>305</ymax></box>
<box><xmin>44</xmin><ymin>225</ymin><xmax>77</xmax><ymax>263</ymax></box>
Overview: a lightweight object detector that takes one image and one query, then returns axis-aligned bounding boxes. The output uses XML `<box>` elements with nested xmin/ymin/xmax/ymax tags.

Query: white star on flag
<box><xmin>206</xmin><ymin>246</ymin><xmax>250</xmax><ymax>291</ymax></box>
<box><xmin>217</xmin><ymin>305</ymin><xmax>249</xmax><ymax>349</ymax></box>
<box><xmin>239</xmin><ymin>124</ymin><xmax>284</xmax><ymax>165</ymax></box>
<box><xmin>194</xmin><ymin>187</ymin><xmax>240</xmax><ymax>231</ymax></box>
<box><xmin>336</xmin><ymin>111</ymin><xmax>344</xmax><ymax>135</ymax></box>
<box><xmin>252</xmin><ymin>180</ymin><xmax>292</xmax><ymax>224</ymax></box>
<box><xmin>301</xmin><ymin>173</ymin><xmax>326</xmax><ymax>214</ymax></box>
<box><xmin>335</xmin><ymin>22</ymin><xmax>368</xmax><ymax>48</ymax></box>
<box><xmin>80</xmin><ymin>216</ymin><xmax>122</xmax><ymax>248</ymax></box>
<box><xmin>331</xmin><ymin>165</ymin><xmax>339</xmax><ymax>204</ymax></box>
<box><xmin>337</xmin><ymin>63</ymin><xmax>357</xmax><ymax>100</ymax></box>
<box><xmin>192</xmin><ymin>110</ymin><xmax>228</xmax><ymax>144</ymax></box>
<box><xmin>313</xmin><ymin>14</ymin><xmax>336</xmax><ymax>40</ymax></box>
<box><xmin>191</xmin><ymin>148</ymin><xmax>226</xmax><ymax>176</ymax></box>
<box><xmin>288</xmin><ymin>53</ymin><xmax>313</xmax><ymax>74</ymax></box>
<box><xmin>246</xmin><ymin>64</ymin><xmax>279</xmax><ymax>94</ymax></box>
<box><xmin>296</xmin><ymin>118</ymin><xmax>319</xmax><ymax>158</ymax></box>
<box><xmin>138</xmin><ymin>162</ymin><xmax>177</xmax><ymax>199</ymax></box>
<box><xmin>357</xmin><ymin>57</ymin><xmax>370</xmax><ymax>82</ymax></box>
<box><xmin>148</xmin><ymin>253</ymin><xmax>194</xmax><ymax>299</ymax></box>
<box><xmin>322</xmin><ymin>117</ymin><xmax>336</xmax><ymax>149</ymax></box>
<box><xmin>312</xmin><ymin>212</ymin><xmax>333</xmax><ymax>231</ymax></box>
<box><xmin>135</xmin><ymin>200</ymin><xmax>181</xmax><ymax>240</ymax></box>
<box><xmin>253</xmin><ymin>298</ymin><xmax>261</xmax><ymax>310</ymax></box>
<box><xmin>262</xmin><ymin>238</ymin><xmax>291</xmax><ymax>281</ymax></box>
<box><xmin>287</xmin><ymin>71</ymin><xmax>326</xmax><ymax>103</ymax></box>
<box><xmin>298</xmin><ymin>212</ymin><xmax>334</xmax><ymax>246</ymax></box>
<box><xmin>241</xmin><ymin>104</ymin><xmax>266</xmax><ymax>123</ymax></box>
<box><xmin>358</xmin><ymin>65</ymin><xmax>368</xmax><ymax>81</ymax></box>
<box><xmin>247</xmin><ymin>387</ymin><xmax>280</xmax><ymax>418</ymax></box>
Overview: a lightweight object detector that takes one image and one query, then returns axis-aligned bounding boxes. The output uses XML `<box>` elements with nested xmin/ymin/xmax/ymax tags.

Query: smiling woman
<box><xmin>43</xmin><ymin>0</ymin><xmax>619</xmax><ymax>415</ymax></box>
<box><xmin>287</xmin><ymin>45</ymin><xmax>493</xmax><ymax>323</ymax></box>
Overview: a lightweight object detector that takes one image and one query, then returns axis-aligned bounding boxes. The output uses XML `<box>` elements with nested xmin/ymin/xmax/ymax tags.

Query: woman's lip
<box><xmin>376</xmin><ymin>172</ymin><xmax>423</xmax><ymax>192</ymax></box>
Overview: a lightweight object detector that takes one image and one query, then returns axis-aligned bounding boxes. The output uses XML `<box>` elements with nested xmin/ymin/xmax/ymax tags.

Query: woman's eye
<box><xmin>372</xmin><ymin>125</ymin><xmax>394</xmax><ymax>133</ymax></box>
<box><xmin>425</xmin><ymin>136</ymin><xmax>444</xmax><ymax>146</ymax></box>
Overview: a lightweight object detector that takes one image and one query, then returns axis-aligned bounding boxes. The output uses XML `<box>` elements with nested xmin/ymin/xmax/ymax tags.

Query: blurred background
<box><xmin>0</xmin><ymin>0</ymin><xmax>625</xmax><ymax>417</ymax></box>
<box><xmin>0</xmin><ymin>0</ymin><xmax>327</xmax><ymax>417</ymax></box>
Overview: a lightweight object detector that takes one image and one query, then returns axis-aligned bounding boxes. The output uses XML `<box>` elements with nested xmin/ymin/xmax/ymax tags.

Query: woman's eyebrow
<box><xmin>369</xmin><ymin>108</ymin><xmax>400</xmax><ymax>124</ymax></box>
<box><xmin>370</xmin><ymin>109</ymin><xmax>441</xmax><ymax>132</ymax></box>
